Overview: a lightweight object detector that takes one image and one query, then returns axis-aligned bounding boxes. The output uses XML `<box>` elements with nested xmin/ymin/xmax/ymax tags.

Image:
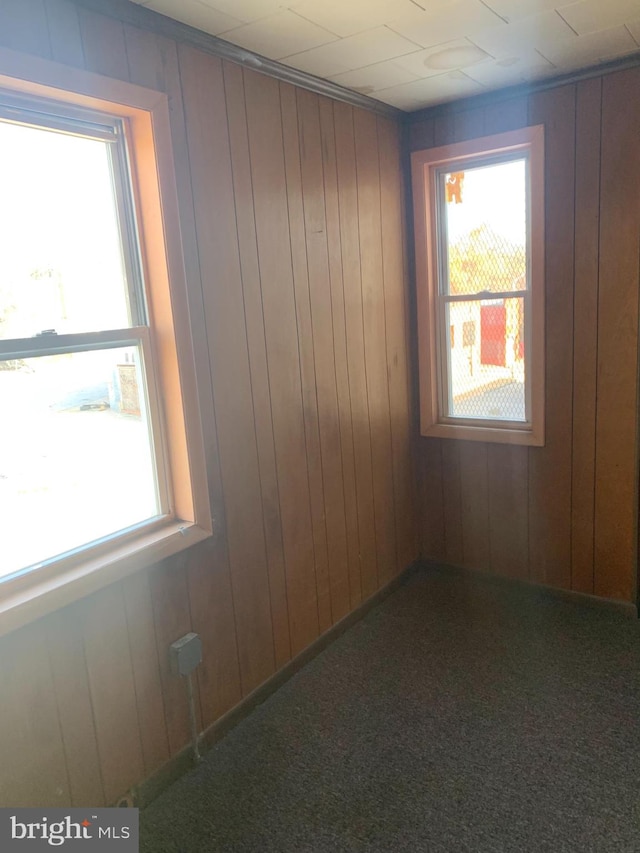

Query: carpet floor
<box><xmin>140</xmin><ymin>565</ymin><xmax>640</xmax><ymax>852</ymax></box>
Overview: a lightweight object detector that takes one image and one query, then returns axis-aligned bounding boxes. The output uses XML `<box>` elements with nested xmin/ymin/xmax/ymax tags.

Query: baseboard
<box><xmin>422</xmin><ymin>559</ymin><xmax>638</xmax><ymax>619</ymax></box>
<box><xmin>134</xmin><ymin>560</ymin><xmax>420</xmax><ymax>809</ymax></box>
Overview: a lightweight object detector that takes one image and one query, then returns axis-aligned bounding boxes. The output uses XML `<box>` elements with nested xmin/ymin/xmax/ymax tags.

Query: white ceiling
<box><xmin>130</xmin><ymin>0</ymin><xmax>640</xmax><ymax>110</ymax></box>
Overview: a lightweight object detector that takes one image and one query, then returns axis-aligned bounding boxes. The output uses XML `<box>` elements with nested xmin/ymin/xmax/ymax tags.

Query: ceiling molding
<box><xmin>70</xmin><ymin>0</ymin><xmax>403</xmax><ymax>119</ymax></box>
<box><xmin>407</xmin><ymin>49</ymin><xmax>640</xmax><ymax>123</ymax></box>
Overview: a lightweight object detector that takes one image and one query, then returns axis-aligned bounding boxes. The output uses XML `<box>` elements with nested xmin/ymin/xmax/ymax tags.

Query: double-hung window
<box><xmin>0</xmin><ymin>52</ymin><xmax>210</xmax><ymax>632</ymax></box>
<box><xmin>411</xmin><ymin>126</ymin><xmax>545</xmax><ymax>445</ymax></box>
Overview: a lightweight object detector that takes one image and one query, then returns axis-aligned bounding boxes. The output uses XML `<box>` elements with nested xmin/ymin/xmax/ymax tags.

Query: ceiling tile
<box><xmin>145</xmin><ymin>0</ymin><xmax>244</xmax><ymax>34</ymax></box>
<box><xmin>374</xmin><ymin>71</ymin><xmax>484</xmax><ymax>109</ymax></box>
<box><xmin>282</xmin><ymin>26</ymin><xmax>421</xmax><ymax>77</ymax></box>
<box><xmin>388</xmin><ymin>0</ymin><xmax>505</xmax><ymax>49</ymax></box>
<box><xmin>465</xmin><ymin>49</ymin><xmax>555</xmax><ymax>86</ymax></box>
<box><xmin>481</xmin><ymin>0</ymin><xmax>566</xmax><ymax>23</ymax></box>
<box><xmin>471</xmin><ymin>10</ymin><xmax>577</xmax><ymax>59</ymax></box>
<box><xmin>393</xmin><ymin>38</ymin><xmax>493</xmax><ymax>78</ymax></box>
<box><xmin>197</xmin><ymin>0</ymin><xmax>287</xmax><ymax>24</ymax></box>
<box><xmin>539</xmin><ymin>24</ymin><xmax>638</xmax><ymax>67</ymax></box>
<box><xmin>557</xmin><ymin>0</ymin><xmax>640</xmax><ymax>36</ymax></box>
<box><xmin>290</xmin><ymin>0</ymin><xmax>420</xmax><ymax>38</ymax></box>
<box><xmin>130</xmin><ymin>0</ymin><xmax>640</xmax><ymax>112</ymax></box>
<box><xmin>329</xmin><ymin>59</ymin><xmax>421</xmax><ymax>93</ymax></box>
<box><xmin>221</xmin><ymin>10</ymin><xmax>338</xmax><ymax>59</ymax></box>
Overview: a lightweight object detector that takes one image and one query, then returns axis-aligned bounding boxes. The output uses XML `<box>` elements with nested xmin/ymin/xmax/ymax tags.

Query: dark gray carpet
<box><xmin>141</xmin><ymin>565</ymin><xmax>640</xmax><ymax>852</ymax></box>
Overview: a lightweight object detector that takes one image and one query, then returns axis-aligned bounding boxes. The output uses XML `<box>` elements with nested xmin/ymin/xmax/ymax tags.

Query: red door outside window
<box><xmin>480</xmin><ymin>304</ymin><xmax>506</xmax><ymax>366</ymax></box>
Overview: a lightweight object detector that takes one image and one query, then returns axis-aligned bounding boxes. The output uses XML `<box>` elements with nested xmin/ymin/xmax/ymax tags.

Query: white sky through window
<box><xmin>444</xmin><ymin>159</ymin><xmax>527</xmax><ymax>247</ymax></box>
<box><xmin>0</xmin><ymin>120</ymin><xmax>131</xmax><ymax>339</ymax></box>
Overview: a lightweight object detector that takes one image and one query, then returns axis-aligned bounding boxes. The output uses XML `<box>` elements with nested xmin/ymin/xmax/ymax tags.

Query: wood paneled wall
<box><xmin>409</xmin><ymin>70</ymin><xmax>640</xmax><ymax>605</ymax></box>
<box><xmin>0</xmin><ymin>0</ymin><xmax>416</xmax><ymax>806</ymax></box>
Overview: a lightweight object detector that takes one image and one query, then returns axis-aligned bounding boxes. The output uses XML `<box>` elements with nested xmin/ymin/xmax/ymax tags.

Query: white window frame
<box><xmin>411</xmin><ymin>126</ymin><xmax>545</xmax><ymax>446</ymax></box>
<box><xmin>0</xmin><ymin>49</ymin><xmax>211</xmax><ymax>635</ymax></box>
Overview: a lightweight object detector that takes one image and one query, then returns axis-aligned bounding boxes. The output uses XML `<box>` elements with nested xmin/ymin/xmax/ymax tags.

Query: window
<box><xmin>411</xmin><ymin>126</ymin><xmax>544</xmax><ymax>445</ymax></box>
<box><xmin>0</xmin><ymin>52</ymin><xmax>210</xmax><ymax>633</ymax></box>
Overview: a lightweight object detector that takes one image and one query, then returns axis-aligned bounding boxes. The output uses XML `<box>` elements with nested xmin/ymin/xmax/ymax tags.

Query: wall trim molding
<box><xmin>134</xmin><ymin>561</ymin><xmax>420</xmax><ymax>808</ymax></box>
<box><xmin>407</xmin><ymin>51</ymin><xmax>640</xmax><ymax>123</ymax></box>
<box><xmin>70</xmin><ymin>0</ymin><xmax>402</xmax><ymax>119</ymax></box>
<box><xmin>69</xmin><ymin>1</ymin><xmax>640</xmax><ymax>123</ymax></box>
<box><xmin>70</xmin><ymin>1</ymin><xmax>640</xmax><ymax>123</ymax></box>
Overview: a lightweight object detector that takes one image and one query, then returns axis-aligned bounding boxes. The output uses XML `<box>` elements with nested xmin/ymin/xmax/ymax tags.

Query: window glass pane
<box><xmin>0</xmin><ymin>120</ymin><xmax>134</xmax><ymax>340</ymax></box>
<box><xmin>0</xmin><ymin>346</ymin><xmax>160</xmax><ymax>580</ymax></box>
<box><xmin>441</xmin><ymin>159</ymin><xmax>527</xmax><ymax>296</ymax></box>
<box><xmin>445</xmin><ymin>297</ymin><xmax>526</xmax><ymax>422</ymax></box>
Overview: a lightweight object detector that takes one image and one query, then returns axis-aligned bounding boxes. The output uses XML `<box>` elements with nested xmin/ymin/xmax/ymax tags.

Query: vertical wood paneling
<box><xmin>458</xmin><ymin>441</ymin><xmax>490</xmax><ymax>571</ymax></box>
<box><xmin>0</xmin><ymin>0</ymin><xmax>50</xmax><ymax>57</ymax></box>
<box><xmin>408</xmin><ymin>118</ymin><xmax>434</xmax><ymax>151</ymax></box>
<box><xmin>297</xmin><ymin>88</ymin><xmax>351</xmax><ymax>623</ymax></box>
<box><xmin>3</xmin><ymin>0</ymin><xmax>640</xmax><ymax>813</ymax></box>
<box><xmin>378</xmin><ymin>116</ymin><xmax>416</xmax><ymax>574</ymax></box>
<box><xmin>319</xmin><ymin>98</ymin><xmax>363</xmax><ymax>609</ymax></box>
<box><xmin>124</xmin><ymin>28</ymin><xmax>244</xmax><ymax>727</ymax></box>
<box><xmin>334</xmin><ymin>101</ymin><xmax>379</xmax><ymax>599</ymax></box>
<box><xmin>453</xmin><ymin>107</ymin><xmax>485</xmax><ymax>142</ymax></box>
<box><xmin>442</xmin><ymin>440</ymin><xmax>464</xmax><ymax>565</ymax></box>
<box><xmin>354</xmin><ymin>107</ymin><xmax>398</xmax><ymax>586</ymax></box>
<box><xmin>487</xmin><ymin>444</ymin><xmax>529</xmax><ymax>579</ymax></box>
<box><xmin>44</xmin><ymin>0</ymin><xmax>84</xmax><ymax>67</ymax></box>
<box><xmin>124</xmin><ymin>24</ymin><xmax>168</xmax><ymax>91</ymax></box>
<box><xmin>527</xmin><ymin>85</ymin><xmax>575</xmax><ymax>590</ymax></box>
<box><xmin>150</xmin><ymin>556</ymin><xmax>201</xmax><ymax>757</ymax></box>
<box><xmin>78</xmin><ymin>8</ymin><xmax>129</xmax><ymax>79</ymax></box>
<box><xmin>179</xmin><ymin>45</ymin><xmax>275</xmax><ymax>694</ymax></box>
<box><xmin>571</xmin><ymin>78</ymin><xmax>602</xmax><ymax>595</ymax></box>
<box><xmin>243</xmin><ymin>70</ymin><xmax>321</xmax><ymax>656</ymax></box>
<box><xmin>46</xmin><ymin>605</ymin><xmax>106</xmax><ymax>807</ymax></box>
<box><xmin>186</xmin><ymin>540</ymin><xmax>242</xmax><ymax>726</ymax></box>
<box><xmin>483</xmin><ymin>97</ymin><xmax>528</xmax><ymax>134</ymax></box>
<box><xmin>594</xmin><ymin>68</ymin><xmax>640</xmax><ymax>602</ymax></box>
<box><xmin>122</xmin><ymin>571</ymin><xmax>170</xmax><ymax>777</ymax></box>
<box><xmin>0</xmin><ymin>622</ymin><xmax>70</xmax><ymax>807</ymax></box>
<box><xmin>280</xmin><ymin>83</ymin><xmax>333</xmax><ymax>633</ymax></box>
<box><xmin>420</xmin><ymin>439</ymin><xmax>446</xmax><ymax>561</ymax></box>
<box><xmin>433</xmin><ymin>113</ymin><xmax>455</xmax><ymax>147</ymax></box>
<box><xmin>413</xmin><ymin>71</ymin><xmax>639</xmax><ymax>605</ymax></box>
<box><xmin>223</xmin><ymin>61</ymin><xmax>292</xmax><ymax>670</ymax></box>
<box><xmin>81</xmin><ymin>584</ymin><xmax>145</xmax><ymax>804</ymax></box>
<box><xmin>0</xmin><ymin>0</ymin><xmax>417</xmax><ymax>807</ymax></box>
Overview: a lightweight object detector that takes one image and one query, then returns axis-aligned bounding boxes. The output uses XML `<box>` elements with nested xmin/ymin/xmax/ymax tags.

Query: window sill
<box><xmin>0</xmin><ymin>519</ymin><xmax>212</xmax><ymax>638</ymax></box>
<box><xmin>422</xmin><ymin>421</ymin><xmax>544</xmax><ymax>446</ymax></box>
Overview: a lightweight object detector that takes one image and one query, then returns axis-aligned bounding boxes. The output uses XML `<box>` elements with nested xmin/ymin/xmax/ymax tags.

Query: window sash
<box><xmin>432</xmin><ymin>149</ymin><xmax>533</xmax><ymax>429</ymax></box>
<box><xmin>0</xmin><ymin>95</ymin><xmax>174</xmax><ymax>578</ymax></box>
<box><xmin>0</xmin><ymin>326</ymin><xmax>146</xmax><ymax>359</ymax></box>
<box><xmin>0</xmin><ymin>89</ymin><xmax>121</xmax><ymax>141</ymax></box>
<box><xmin>434</xmin><ymin>153</ymin><xmax>531</xmax><ymax>300</ymax></box>
<box><xmin>0</xmin><ymin>326</ymin><xmax>173</xmax><ymax>562</ymax></box>
<box><xmin>0</xmin><ymin>97</ymin><xmax>146</xmax><ymax>332</ymax></box>
<box><xmin>436</xmin><ymin>293</ymin><xmax>532</xmax><ymax>427</ymax></box>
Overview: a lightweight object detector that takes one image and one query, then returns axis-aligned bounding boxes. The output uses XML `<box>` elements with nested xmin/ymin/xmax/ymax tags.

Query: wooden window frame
<box><xmin>411</xmin><ymin>126</ymin><xmax>545</xmax><ymax>446</ymax></box>
<box><xmin>0</xmin><ymin>48</ymin><xmax>211</xmax><ymax>636</ymax></box>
